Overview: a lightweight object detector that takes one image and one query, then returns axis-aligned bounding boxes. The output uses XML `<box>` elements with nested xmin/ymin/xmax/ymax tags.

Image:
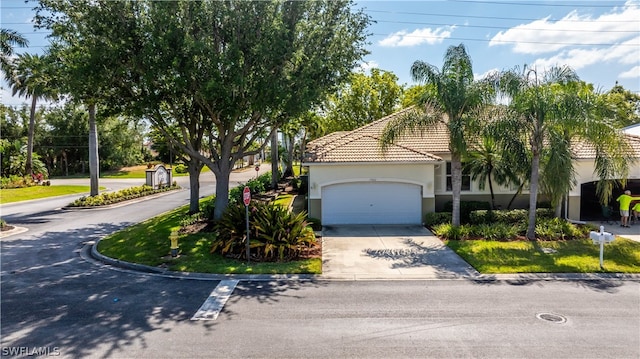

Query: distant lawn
<box><xmin>102</xmin><ymin>165</ymin><xmax>204</xmax><ymax>179</ymax></box>
<box><xmin>0</xmin><ymin>185</ymin><xmax>104</xmax><ymax>204</ymax></box>
<box><xmin>273</xmin><ymin>194</ymin><xmax>295</xmax><ymax>208</ymax></box>
<box><xmin>97</xmin><ymin>203</ymin><xmax>321</xmax><ymax>274</ymax></box>
<box><xmin>445</xmin><ymin>238</ymin><xmax>640</xmax><ymax>273</ymax></box>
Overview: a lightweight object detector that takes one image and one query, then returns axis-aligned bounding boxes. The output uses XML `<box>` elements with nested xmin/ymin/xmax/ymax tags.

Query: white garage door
<box><xmin>322</xmin><ymin>182</ymin><xmax>421</xmax><ymax>225</ymax></box>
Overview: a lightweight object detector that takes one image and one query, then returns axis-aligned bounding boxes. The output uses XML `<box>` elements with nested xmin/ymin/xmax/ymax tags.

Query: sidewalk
<box><xmin>588</xmin><ymin>221</ymin><xmax>640</xmax><ymax>243</ymax></box>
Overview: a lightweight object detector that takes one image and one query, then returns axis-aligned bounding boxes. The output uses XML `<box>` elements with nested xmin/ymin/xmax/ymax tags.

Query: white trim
<box><xmin>319</xmin><ymin>178</ymin><xmax>429</xmax><ymax>198</ymax></box>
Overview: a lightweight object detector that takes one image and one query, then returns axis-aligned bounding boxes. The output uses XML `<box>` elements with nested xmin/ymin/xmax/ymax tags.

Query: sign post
<box><xmin>589</xmin><ymin>225</ymin><xmax>615</xmax><ymax>269</ymax></box>
<box><xmin>255</xmin><ymin>164</ymin><xmax>260</xmax><ymax>179</ymax></box>
<box><xmin>243</xmin><ymin>186</ymin><xmax>251</xmax><ymax>263</ymax></box>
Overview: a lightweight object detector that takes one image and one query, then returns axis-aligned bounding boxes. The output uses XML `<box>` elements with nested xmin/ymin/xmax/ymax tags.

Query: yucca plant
<box><xmin>211</xmin><ymin>203</ymin><xmax>256</xmax><ymax>257</ymax></box>
<box><xmin>212</xmin><ymin>201</ymin><xmax>316</xmax><ymax>261</ymax></box>
<box><xmin>253</xmin><ymin>204</ymin><xmax>315</xmax><ymax>261</ymax></box>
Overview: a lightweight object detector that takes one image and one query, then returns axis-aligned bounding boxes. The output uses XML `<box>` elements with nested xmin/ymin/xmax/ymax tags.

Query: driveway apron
<box><xmin>320</xmin><ymin>225</ymin><xmax>479</xmax><ymax>280</ymax></box>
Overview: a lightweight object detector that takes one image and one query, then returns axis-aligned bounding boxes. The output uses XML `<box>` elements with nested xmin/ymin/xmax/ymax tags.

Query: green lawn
<box><xmin>102</xmin><ymin>165</ymin><xmax>211</xmax><ymax>178</ymax></box>
<box><xmin>97</xmin><ymin>204</ymin><xmax>321</xmax><ymax>274</ymax></box>
<box><xmin>445</xmin><ymin>238</ymin><xmax>640</xmax><ymax>273</ymax></box>
<box><xmin>0</xmin><ymin>185</ymin><xmax>103</xmax><ymax>204</ymax></box>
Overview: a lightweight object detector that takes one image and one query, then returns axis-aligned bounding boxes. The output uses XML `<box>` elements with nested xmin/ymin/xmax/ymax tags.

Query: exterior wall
<box><xmin>434</xmin><ymin>193</ymin><xmax>532</xmax><ymax>211</ymax></box>
<box><xmin>308</xmin><ymin>156</ymin><xmax>640</xmax><ymax>221</ymax></box>
<box><xmin>307</xmin><ymin>163</ymin><xmax>435</xmax><ymax>222</ymax></box>
<box><xmin>308</xmin><ymin>198</ymin><xmax>321</xmax><ymax>220</ymax></box>
<box><xmin>308</xmin><ymin>163</ymin><xmax>435</xmax><ymax>199</ymax></box>
<box><xmin>568</xmin><ymin>195</ymin><xmax>581</xmax><ymax>220</ymax></box>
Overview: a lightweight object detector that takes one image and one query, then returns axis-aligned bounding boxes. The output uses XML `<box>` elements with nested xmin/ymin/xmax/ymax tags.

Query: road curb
<box><xmin>87</xmin><ymin>240</ymin><xmax>317</xmax><ymax>281</ymax></box>
<box><xmin>86</xmin><ymin>239</ymin><xmax>640</xmax><ymax>282</ymax></box>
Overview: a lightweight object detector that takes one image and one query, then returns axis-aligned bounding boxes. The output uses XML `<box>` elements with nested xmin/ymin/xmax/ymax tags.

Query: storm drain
<box><xmin>536</xmin><ymin>313</ymin><xmax>567</xmax><ymax>324</ymax></box>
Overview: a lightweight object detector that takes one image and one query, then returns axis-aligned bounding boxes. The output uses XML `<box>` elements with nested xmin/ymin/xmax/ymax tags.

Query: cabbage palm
<box><xmin>380</xmin><ymin>44</ymin><xmax>492</xmax><ymax>226</ymax></box>
<box><xmin>0</xmin><ymin>28</ymin><xmax>28</xmax><ymax>78</ymax></box>
<box><xmin>7</xmin><ymin>53</ymin><xmax>58</xmax><ymax>176</ymax></box>
<box><xmin>490</xmin><ymin>66</ymin><xmax>631</xmax><ymax>240</ymax></box>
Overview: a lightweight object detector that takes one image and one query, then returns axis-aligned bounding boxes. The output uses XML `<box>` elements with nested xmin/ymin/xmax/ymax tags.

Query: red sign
<box><xmin>243</xmin><ymin>186</ymin><xmax>251</xmax><ymax>206</ymax></box>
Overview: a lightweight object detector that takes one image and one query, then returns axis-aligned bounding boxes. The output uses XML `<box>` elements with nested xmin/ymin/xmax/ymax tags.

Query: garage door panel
<box><xmin>322</xmin><ymin>182</ymin><xmax>421</xmax><ymax>225</ymax></box>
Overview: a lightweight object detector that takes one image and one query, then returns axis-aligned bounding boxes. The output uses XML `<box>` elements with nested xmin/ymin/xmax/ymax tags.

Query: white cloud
<box><xmin>356</xmin><ymin>61</ymin><xmax>379</xmax><ymax>73</ymax></box>
<box><xmin>475</xmin><ymin>68</ymin><xmax>499</xmax><ymax>81</ymax></box>
<box><xmin>531</xmin><ymin>36</ymin><xmax>640</xmax><ymax>72</ymax></box>
<box><xmin>378</xmin><ymin>26</ymin><xmax>455</xmax><ymax>47</ymax></box>
<box><xmin>619</xmin><ymin>65</ymin><xmax>640</xmax><ymax>78</ymax></box>
<box><xmin>489</xmin><ymin>1</ymin><xmax>640</xmax><ymax>54</ymax></box>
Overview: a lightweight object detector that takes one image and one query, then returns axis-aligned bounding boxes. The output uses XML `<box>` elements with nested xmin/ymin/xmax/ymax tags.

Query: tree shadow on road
<box><xmin>1</xmin><ymin>222</ymin><xmax>327</xmax><ymax>358</ymax></box>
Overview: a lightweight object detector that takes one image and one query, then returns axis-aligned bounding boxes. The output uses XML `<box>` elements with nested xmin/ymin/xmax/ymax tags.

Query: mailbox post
<box><xmin>589</xmin><ymin>225</ymin><xmax>615</xmax><ymax>269</ymax></box>
<box><xmin>243</xmin><ymin>186</ymin><xmax>251</xmax><ymax>263</ymax></box>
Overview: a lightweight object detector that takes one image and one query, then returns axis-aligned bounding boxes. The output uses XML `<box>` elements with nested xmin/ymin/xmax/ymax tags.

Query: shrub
<box><xmin>200</xmin><ymin>196</ymin><xmax>216</xmax><ymax>220</ymax></box>
<box><xmin>473</xmin><ymin>223</ymin><xmax>519</xmax><ymax>241</ymax></box>
<box><xmin>443</xmin><ymin>200</ymin><xmax>490</xmax><ymax>223</ymax></box>
<box><xmin>425</xmin><ymin>212</ymin><xmax>451</xmax><ymax>227</ymax></box>
<box><xmin>174</xmin><ymin>163</ymin><xmax>187</xmax><ymax>174</ymax></box>
<box><xmin>470</xmin><ymin>208</ymin><xmax>554</xmax><ymax>225</ymax></box>
<box><xmin>180</xmin><ymin>212</ymin><xmax>203</xmax><ymax>227</ymax></box>
<box><xmin>1</xmin><ymin>175</ymin><xmax>33</xmax><ymax>189</ymax></box>
<box><xmin>229</xmin><ymin>171</ymin><xmax>272</xmax><ymax>205</ymax></box>
<box><xmin>432</xmin><ymin>223</ymin><xmax>472</xmax><ymax>240</ymax></box>
<box><xmin>469</xmin><ymin>210</ymin><xmax>494</xmax><ymax>225</ymax></box>
<box><xmin>68</xmin><ymin>184</ymin><xmax>179</xmax><ymax>207</ymax></box>
<box><xmin>212</xmin><ymin>201</ymin><xmax>316</xmax><ymax>261</ymax></box>
<box><xmin>0</xmin><ymin>218</ymin><xmax>6</xmax><ymax>229</ymax></box>
<box><xmin>307</xmin><ymin>217</ymin><xmax>322</xmax><ymax>231</ymax></box>
<box><xmin>534</xmin><ymin>217</ymin><xmax>583</xmax><ymax>240</ymax></box>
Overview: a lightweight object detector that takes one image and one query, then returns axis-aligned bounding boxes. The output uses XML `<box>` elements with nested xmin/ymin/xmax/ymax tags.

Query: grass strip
<box><xmin>0</xmin><ymin>185</ymin><xmax>99</xmax><ymax>204</ymax></box>
<box><xmin>97</xmin><ymin>205</ymin><xmax>321</xmax><ymax>274</ymax></box>
<box><xmin>445</xmin><ymin>238</ymin><xmax>640</xmax><ymax>273</ymax></box>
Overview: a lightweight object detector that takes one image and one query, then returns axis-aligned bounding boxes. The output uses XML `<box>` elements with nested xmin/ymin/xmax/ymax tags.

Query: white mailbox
<box><xmin>589</xmin><ymin>226</ymin><xmax>615</xmax><ymax>269</ymax></box>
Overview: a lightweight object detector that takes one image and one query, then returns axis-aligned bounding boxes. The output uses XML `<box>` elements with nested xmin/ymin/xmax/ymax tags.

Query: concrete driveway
<box><xmin>320</xmin><ymin>225</ymin><xmax>479</xmax><ymax>280</ymax></box>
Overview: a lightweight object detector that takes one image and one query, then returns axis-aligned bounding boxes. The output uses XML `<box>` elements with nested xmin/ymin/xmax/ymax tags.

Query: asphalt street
<box><xmin>1</xmin><ymin>171</ymin><xmax>639</xmax><ymax>358</ymax></box>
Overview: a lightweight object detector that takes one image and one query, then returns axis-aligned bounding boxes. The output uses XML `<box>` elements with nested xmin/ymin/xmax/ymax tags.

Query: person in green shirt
<box><xmin>632</xmin><ymin>202</ymin><xmax>640</xmax><ymax>225</ymax></box>
<box><xmin>616</xmin><ymin>190</ymin><xmax>640</xmax><ymax>227</ymax></box>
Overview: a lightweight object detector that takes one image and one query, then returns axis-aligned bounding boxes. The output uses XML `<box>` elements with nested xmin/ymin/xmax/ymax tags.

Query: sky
<box><xmin>1</xmin><ymin>0</ymin><xmax>639</xmax><ymax>109</ymax></box>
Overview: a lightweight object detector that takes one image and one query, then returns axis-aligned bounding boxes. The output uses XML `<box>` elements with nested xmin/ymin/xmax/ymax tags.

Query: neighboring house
<box><xmin>624</xmin><ymin>123</ymin><xmax>640</xmax><ymax>137</ymax></box>
<box><xmin>303</xmin><ymin>108</ymin><xmax>640</xmax><ymax>225</ymax></box>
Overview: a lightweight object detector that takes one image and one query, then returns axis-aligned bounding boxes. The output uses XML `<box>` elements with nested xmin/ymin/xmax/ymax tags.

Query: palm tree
<box><xmin>380</xmin><ymin>44</ymin><xmax>492</xmax><ymax>226</ymax></box>
<box><xmin>464</xmin><ymin>134</ymin><xmax>519</xmax><ymax>210</ymax></box>
<box><xmin>490</xmin><ymin>66</ymin><xmax>631</xmax><ymax>240</ymax></box>
<box><xmin>7</xmin><ymin>53</ymin><xmax>58</xmax><ymax>176</ymax></box>
<box><xmin>0</xmin><ymin>28</ymin><xmax>28</xmax><ymax>77</ymax></box>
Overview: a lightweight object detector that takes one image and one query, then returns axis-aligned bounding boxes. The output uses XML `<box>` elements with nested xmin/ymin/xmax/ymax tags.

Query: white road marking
<box><xmin>191</xmin><ymin>279</ymin><xmax>239</xmax><ymax>321</ymax></box>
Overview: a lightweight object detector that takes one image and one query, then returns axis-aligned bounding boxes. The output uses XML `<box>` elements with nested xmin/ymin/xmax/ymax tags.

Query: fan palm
<box><xmin>464</xmin><ymin>134</ymin><xmax>519</xmax><ymax>210</ymax></box>
<box><xmin>7</xmin><ymin>53</ymin><xmax>58</xmax><ymax>176</ymax></box>
<box><xmin>380</xmin><ymin>44</ymin><xmax>492</xmax><ymax>226</ymax></box>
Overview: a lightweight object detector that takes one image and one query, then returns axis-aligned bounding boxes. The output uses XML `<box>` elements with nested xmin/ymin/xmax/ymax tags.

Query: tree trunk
<box><xmin>213</xmin><ymin>163</ymin><xmax>232</xmax><ymax>221</ymax></box>
<box><xmin>283</xmin><ymin>133</ymin><xmax>295</xmax><ymax>178</ymax></box>
<box><xmin>451</xmin><ymin>153</ymin><xmax>462</xmax><ymax>226</ymax></box>
<box><xmin>25</xmin><ymin>96</ymin><xmax>37</xmax><ymax>176</ymax></box>
<box><xmin>526</xmin><ymin>152</ymin><xmax>541</xmax><ymax>240</ymax></box>
<box><xmin>507</xmin><ymin>182</ymin><xmax>524</xmax><ymax>209</ymax></box>
<box><xmin>488</xmin><ymin>172</ymin><xmax>496</xmax><ymax>210</ymax></box>
<box><xmin>88</xmin><ymin>103</ymin><xmax>100</xmax><ymax>196</ymax></box>
<box><xmin>271</xmin><ymin>130</ymin><xmax>279</xmax><ymax>190</ymax></box>
<box><xmin>554</xmin><ymin>198</ymin><xmax>562</xmax><ymax>219</ymax></box>
<box><xmin>187</xmin><ymin>159</ymin><xmax>203</xmax><ymax>214</ymax></box>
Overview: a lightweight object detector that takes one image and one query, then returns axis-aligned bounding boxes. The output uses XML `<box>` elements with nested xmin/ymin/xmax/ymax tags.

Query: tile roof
<box><xmin>304</xmin><ymin>107</ymin><xmax>445</xmax><ymax>163</ymax></box>
<box><xmin>572</xmin><ymin>133</ymin><xmax>640</xmax><ymax>159</ymax></box>
<box><xmin>305</xmin><ymin>107</ymin><xmax>640</xmax><ymax>164</ymax></box>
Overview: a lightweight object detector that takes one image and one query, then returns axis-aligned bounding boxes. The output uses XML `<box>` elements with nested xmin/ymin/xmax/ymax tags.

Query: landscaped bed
<box><xmin>97</xmin><ymin>199</ymin><xmax>322</xmax><ymax>274</ymax></box>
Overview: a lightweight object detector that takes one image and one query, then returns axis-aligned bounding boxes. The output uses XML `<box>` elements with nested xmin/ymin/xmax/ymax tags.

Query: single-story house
<box><xmin>303</xmin><ymin>107</ymin><xmax>640</xmax><ymax>225</ymax></box>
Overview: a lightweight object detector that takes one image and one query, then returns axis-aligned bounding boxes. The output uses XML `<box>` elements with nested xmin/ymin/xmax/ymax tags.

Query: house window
<box><xmin>446</xmin><ymin>162</ymin><xmax>471</xmax><ymax>191</ymax></box>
